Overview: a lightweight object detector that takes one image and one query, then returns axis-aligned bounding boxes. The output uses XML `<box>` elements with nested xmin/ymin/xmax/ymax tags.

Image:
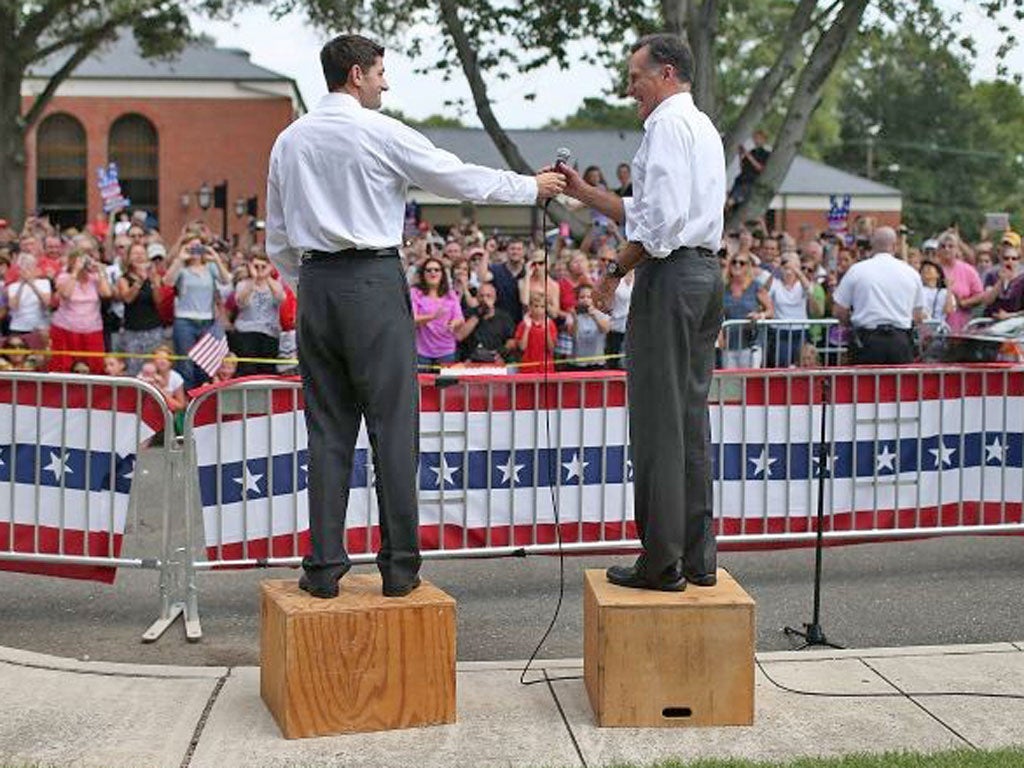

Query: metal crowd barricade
<box><xmin>719</xmin><ymin>318</ymin><xmax>847</xmax><ymax>369</ymax></box>
<box><xmin>0</xmin><ymin>372</ymin><xmax>184</xmax><ymax>642</ymax></box>
<box><xmin>180</xmin><ymin>365</ymin><xmax>1023</xmax><ymax>640</ymax></box>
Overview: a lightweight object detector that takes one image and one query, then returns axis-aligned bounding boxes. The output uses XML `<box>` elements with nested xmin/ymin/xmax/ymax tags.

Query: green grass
<box><xmin>599</xmin><ymin>748</ymin><xmax>1024</xmax><ymax>768</ymax></box>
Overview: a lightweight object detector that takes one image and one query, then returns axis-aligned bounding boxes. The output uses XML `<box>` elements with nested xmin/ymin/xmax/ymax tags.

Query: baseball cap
<box><xmin>922</xmin><ymin>238</ymin><xmax>939</xmax><ymax>251</ymax></box>
<box><xmin>146</xmin><ymin>243</ymin><xmax>167</xmax><ymax>260</ymax></box>
<box><xmin>1000</xmin><ymin>230</ymin><xmax>1021</xmax><ymax>249</ymax></box>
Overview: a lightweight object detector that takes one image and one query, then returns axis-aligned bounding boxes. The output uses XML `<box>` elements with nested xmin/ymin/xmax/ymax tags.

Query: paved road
<box><xmin>1</xmin><ymin>533</ymin><xmax>1021</xmax><ymax>666</ymax></box>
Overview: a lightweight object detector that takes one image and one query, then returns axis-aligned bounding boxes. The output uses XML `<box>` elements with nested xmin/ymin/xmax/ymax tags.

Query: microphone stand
<box><xmin>783</xmin><ymin>375</ymin><xmax>843</xmax><ymax>650</ymax></box>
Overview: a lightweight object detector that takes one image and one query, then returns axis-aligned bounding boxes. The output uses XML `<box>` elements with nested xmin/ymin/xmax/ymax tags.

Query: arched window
<box><xmin>36</xmin><ymin>113</ymin><xmax>87</xmax><ymax>229</ymax></box>
<box><xmin>109</xmin><ymin>114</ymin><xmax>158</xmax><ymax>214</ymax></box>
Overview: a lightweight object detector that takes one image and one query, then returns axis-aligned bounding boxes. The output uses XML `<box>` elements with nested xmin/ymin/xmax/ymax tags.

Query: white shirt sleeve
<box><xmin>265</xmin><ymin>148</ymin><xmax>301</xmax><ymax>289</ymax></box>
<box><xmin>387</xmin><ymin>122</ymin><xmax>539</xmax><ymax>206</ymax></box>
<box><xmin>623</xmin><ymin>119</ymin><xmax>694</xmax><ymax>259</ymax></box>
<box><xmin>832</xmin><ymin>269</ymin><xmax>853</xmax><ymax>310</ymax></box>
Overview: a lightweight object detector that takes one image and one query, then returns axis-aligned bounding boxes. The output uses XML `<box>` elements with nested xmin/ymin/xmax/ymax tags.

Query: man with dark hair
<box><xmin>555</xmin><ymin>32</ymin><xmax>726</xmax><ymax>591</ymax></box>
<box><xmin>267</xmin><ymin>34</ymin><xmax>566</xmax><ymax>598</ymax></box>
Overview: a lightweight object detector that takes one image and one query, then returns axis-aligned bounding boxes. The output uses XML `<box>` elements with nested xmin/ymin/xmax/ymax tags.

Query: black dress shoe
<box><xmin>606</xmin><ymin>563</ymin><xmax>686</xmax><ymax>592</ymax></box>
<box><xmin>683</xmin><ymin>570</ymin><xmax>717</xmax><ymax>587</ymax></box>
<box><xmin>382</xmin><ymin>575</ymin><xmax>421</xmax><ymax>598</ymax></box>
<box><xmin>298</xmin><ymin>562</ymin><xmax>351</xmax><ymax>599</ymax></box>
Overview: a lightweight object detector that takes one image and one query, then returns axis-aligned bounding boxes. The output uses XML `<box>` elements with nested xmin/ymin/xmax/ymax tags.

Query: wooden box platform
<box><xmin>583</xmin><ymin>568</ymin><xmax>754</xmax><ymax>727</ymax></box>
<box><xmin>260</xmin><ymin>576</ymin><xmax>456</xmax><ymax>739</ymax></box>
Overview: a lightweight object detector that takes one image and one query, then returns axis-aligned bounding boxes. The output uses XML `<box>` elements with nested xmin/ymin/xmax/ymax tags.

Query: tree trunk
<box><xmin>722</xmin><ymin>0</ymin><xmax>818</xmax><ymax>153</ymax></box>
<box><xmin>728</xmin><ymin>0</ymin><xmax>869</xmax><ymax>231</ymax></box>
<box><xmin>660</xmin><ymin>0</ymin><xmax>717</xmax><ymax>116</ymax></box>
<box><xmin>685</xmin><ymin>0</ymin><xmax>718</xmax><ymax>120</ymax></box>
<box><xmin>436</xmin><ymin>0</ymin><xmax>582</xmax><ymax>233</ymax></box>
<box><xmin>0</xmin><ymin>36</ymin><xmax>27</xmax><ymax>229</ymax></box>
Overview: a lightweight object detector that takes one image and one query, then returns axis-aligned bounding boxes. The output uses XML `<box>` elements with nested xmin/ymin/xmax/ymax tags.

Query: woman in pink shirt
<box><xmin>50</xmin><ymin>248</ymin><xmax>113</xmax><ymax>373</ymax></box>
<box><xmin>411</xmin><ymin>257</ymin><xmax>464</xmax><ymax>372</ymax></box>
<box><xmin>937</xmin><ymin>232</ymin><xmax>984</xmax><ymax>331</ymax></box>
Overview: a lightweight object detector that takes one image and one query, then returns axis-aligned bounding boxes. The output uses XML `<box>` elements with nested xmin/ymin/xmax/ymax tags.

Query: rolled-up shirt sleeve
<box><xmin>625</xmin><ymin>120</ymin><xmax>695</xmax><ymax>259</ymax></box>
<box><xmin>388</xmin><ymin>122</ymin><xmax>538</xmax><ymax>206</ymax></box>
<box><xmin>265</xmin><ymin>149</ymin><xmax>301</xmax><ymax>288</ymax></box>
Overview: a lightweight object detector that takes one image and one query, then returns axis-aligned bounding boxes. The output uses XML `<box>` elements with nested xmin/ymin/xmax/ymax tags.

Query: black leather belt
<box><xmin>303</xmin><ymin>247</ymin><xmax>399</xmax><ymax>262</ymax></box>
<box><xmin>670</xmin><ymin>245</ymin><xmax>716</xmax><ymax>258</ymax></box>
<box><xmin>859</xmin><ymin>325</ymin><xmax>911</xmax><ymax>335</ymax></box>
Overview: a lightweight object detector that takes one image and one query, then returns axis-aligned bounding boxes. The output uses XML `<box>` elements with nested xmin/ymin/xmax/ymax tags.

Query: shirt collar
<box><xmin>317</xmin><ymin>92</ymin><xmax>362</xmax><ymax>111</ymax></box>
<box><xmin>643</xmin><ymin>90</ymin><xmax>693</xmax><ymax>130</ymax></box>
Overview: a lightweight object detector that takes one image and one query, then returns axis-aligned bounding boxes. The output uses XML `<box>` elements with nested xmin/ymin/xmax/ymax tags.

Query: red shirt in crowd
<box><xmin>514</xmin><ymin>317</ymin><xmax>557</xmax><ymax>373</ymax></box>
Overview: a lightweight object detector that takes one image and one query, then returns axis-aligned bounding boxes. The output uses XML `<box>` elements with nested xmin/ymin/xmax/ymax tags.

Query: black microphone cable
<box><xmin>519</xmin><ymin>185</ymin><xmax>581</xmax><ymax>687</ymax></box>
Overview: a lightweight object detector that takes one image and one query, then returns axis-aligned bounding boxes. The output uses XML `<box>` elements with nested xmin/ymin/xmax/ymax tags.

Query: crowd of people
<box><xmin>1</xmin><ymin>171</ymin><xmax>1022</xmax><ymax>405</ymax></box>
<box><xmin>0</xmin><ymin>210</ymin><xmax>294</xmax><ymax>417</ymax></box>
<box><xmin>717</xmin><ymin>223</ymin><xmax>1023</xmax><ymax>368</ymax></box>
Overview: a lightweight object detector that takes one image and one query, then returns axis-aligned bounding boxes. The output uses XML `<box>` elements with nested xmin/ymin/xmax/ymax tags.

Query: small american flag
<box><xmin>189</xmin><ymin>322</ymin><xmax>230</xmax><ymax>378</ymax></box>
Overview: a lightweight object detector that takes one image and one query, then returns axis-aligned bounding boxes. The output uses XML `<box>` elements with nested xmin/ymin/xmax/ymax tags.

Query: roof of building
<box><xmin>29</xmin><ymin>31</ymin><xmax>289</xmax><ymax>82</ymax></box>
<box><xmin>418</xmin><ymin>127</ymin><xmax>902</xmax><ymax>197</ymax></box>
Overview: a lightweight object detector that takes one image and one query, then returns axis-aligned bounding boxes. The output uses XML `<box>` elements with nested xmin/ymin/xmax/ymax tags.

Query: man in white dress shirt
<box><xmin>557</xmin><ymin>34</ymin><xmax>726</xmax><ymax>591</ymax></box>
<box><xmin>266</xmin><ymin>34</ymin><xmax>565</xmax><ymax>598</ymax></box>
<box><xmin>832</xmin><ymin>226</ymin><xmax>924</xmax><ymax>365</ymax></box>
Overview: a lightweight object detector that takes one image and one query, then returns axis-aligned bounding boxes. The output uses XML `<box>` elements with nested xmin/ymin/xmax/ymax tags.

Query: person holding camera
<box><xmin>457</xmin><ymin>281</ymin><xmax>516</xmax><ymax>363</ymax></box>
<box><xmin>164</xmin><ymin>232</ymin><xmax>231</xmax><ymax>389</ymax></box>
<box><xmin>50</xmin><ymin>248</ymin><xmax>113</xmax><ymax>373</ymax></box>
<box><xmin>566</xmin><ymin>284</ymin><xmax>610</xmax><ymax>370</ymax></box>
<box><xmin>116</xmin><ymin>242</ymin><xmax>165</xmax><ymax>376</ymax></box>
<box><xmin>230</xmin><ymin>252</ymin><xmax>285</xmax><ymax>376</ymax></box>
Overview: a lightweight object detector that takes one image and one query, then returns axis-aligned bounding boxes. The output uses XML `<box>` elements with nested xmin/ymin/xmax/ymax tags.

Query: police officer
<box><xmin>832</xmin><ymin>226</ymin><xmax>925</xmax><ymax>365</ymax></box>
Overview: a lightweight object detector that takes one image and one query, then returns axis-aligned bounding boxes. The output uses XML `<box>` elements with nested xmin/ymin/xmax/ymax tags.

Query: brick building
<box><xmin>22</xmin><ymin>33</ymin><xmax>304</xmax><ymax>241</ymax></box>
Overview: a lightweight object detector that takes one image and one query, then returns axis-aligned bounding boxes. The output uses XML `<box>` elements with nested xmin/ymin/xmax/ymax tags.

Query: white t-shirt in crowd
<box><xmin>610</xmin><ymin>275</ymin><xmax>634</xmax><ymax>334</ymax></box>
<box><xmin>832</xmin><ymin>252</ymin><xmax>925</xmax><ymax>331</ymax></box>
<box><xmin>164</xmin><ymin>369</ymin><xmax>184</xmax><ymax>394</ymax></box>
<box><xmin>921</xmin><ymin>285</ymin><xmax>950</xmax><ymax>324</ymax></box>
<box><xmin>768</xmin><ymin>279</ymin><xmax>809</xmax><ymax>329</ymax></box>
<box><xmin>6</xmin><ymin>279</ymin><xmax>52</xmax><ymax>332</ymax></box>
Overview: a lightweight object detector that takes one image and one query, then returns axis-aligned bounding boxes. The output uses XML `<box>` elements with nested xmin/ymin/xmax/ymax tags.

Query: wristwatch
<box><xmin>605</xmin><ymin>260</ymin><xmax>624</xmax><ymax>279</ymax></box>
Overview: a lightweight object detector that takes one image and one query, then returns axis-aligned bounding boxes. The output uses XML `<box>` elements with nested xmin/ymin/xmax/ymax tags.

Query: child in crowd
<box><xmin>514</xmin><ymin>290</ymin><xmax>557</xmax><ymax>374</ymax></box>
<box><xmin>152</xmin><ymin>345</ymin><xmax>186</xmax><ymax>413</ymax></box>
<box><xmin>70</xmin><ymin>361</ymin><xmax>91</xmax><ymax>375</ymax></box>
<box><xmin>103</xmin><ymin>355</ymin><xmax>127</xmax><ymax>376</ymax></box>
<box><xmin>213</xmin><ymin>357</ymin><xmax>237</xmax><ymax>383</ymax></box>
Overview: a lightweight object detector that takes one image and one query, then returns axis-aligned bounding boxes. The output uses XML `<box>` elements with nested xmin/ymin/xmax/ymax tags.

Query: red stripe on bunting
<box><xmin>0</xmin><ymin>523</ymin><xmax>122</xmax><ymax>583</ymax></box>
<box><xmin>727</xmin><ymin>367</ymin><xmax>1023</xmax><ymax>407</ymax></box>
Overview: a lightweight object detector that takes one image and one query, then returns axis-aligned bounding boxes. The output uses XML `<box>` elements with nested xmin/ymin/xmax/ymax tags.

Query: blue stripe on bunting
<box><xmin>0</xmin><ymin>444</ymin><xmax>136</xmax><ymax>494</ymax></box>
<box><xmin>195</xmin><ymin>432</ymin><xmax>1022</xmax><ymax>506</ymax></box>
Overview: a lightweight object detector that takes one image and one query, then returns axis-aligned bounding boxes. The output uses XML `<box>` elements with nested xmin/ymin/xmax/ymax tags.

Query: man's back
<box><xmin>835</xmin><ymin>253</ymin><xmax>922</xmax><ymax>330</ymax></box>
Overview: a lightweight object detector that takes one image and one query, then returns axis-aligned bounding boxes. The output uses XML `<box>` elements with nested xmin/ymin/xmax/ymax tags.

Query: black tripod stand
<box><xmin>784</xmin><ymin>375</ymin><xmax>843</xmax><ymax>650</ymax></box>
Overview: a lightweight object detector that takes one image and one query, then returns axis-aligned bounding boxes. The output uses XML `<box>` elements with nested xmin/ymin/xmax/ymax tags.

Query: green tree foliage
<box><xmin>381</xmin><ymin>107</ymin><xmax>466</xmax><ymax>128</ymax></box>
<box><xmin>823</xmin><ymin>22</ymin><xmax>1024</xmax><ymax>239</ymax></box>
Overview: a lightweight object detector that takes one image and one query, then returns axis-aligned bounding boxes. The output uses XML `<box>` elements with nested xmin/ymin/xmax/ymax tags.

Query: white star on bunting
<box><xmin>430</xmin><ymin>457</ymin><xmax>459</xmax><ymax>488</ymax></box>
<box><xmin>497</xmin><ymin>456</ymin><xmax>525</xmax><ymax>486</ymax></box>
<box><xmin>985</xmin><ymin>438</ymin><xmax>1006</xmax><ymax>466</ymax></box>
<box><xmin>875</xmin><ymin>444</ymin><xmax>897</xmax><ymax>474</ymax></box>
<box><xmin>234</xmin><ymin>464</ymin><xmax>264</xmax><ymax>497</ymax></box>
<box><xmin>44</xmin><ymin>450</ymin><xmax>73</xmax><ymax>481</ymax></box>
<box><xmin>562</xmin><ymin>452</ymin><xmax>589</xmax><ymax>483</ymax></box>
<box><xmin>929</xmin><ymin>443</ymin><xmax>956</xmax><ymax>469</ymax></box>
<box><xmin>812</xmin><ymin>450</ymin><xmax>837</xmax><ymax>477</ymax></box>
<box><xmin>749</xmin><ymin>447</ymin><xmax>777</xmax><ymax>478</ymax></box>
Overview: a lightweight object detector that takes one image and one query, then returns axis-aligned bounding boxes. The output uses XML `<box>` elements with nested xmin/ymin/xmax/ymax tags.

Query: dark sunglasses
<box><xmin>423</xmin><ymin>267</ymin><xmax>442</xmax><ymax>274</ymax></box>
<box><xmin>731</xmin><ymin>259</ymin><xmax>749</xmax><ymax>266</ymax></box>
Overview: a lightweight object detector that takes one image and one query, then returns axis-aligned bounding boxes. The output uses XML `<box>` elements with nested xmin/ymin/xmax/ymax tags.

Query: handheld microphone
<box><xmin>554</xmin><ymin>147</ymin><xmax>572</xmax><ymax>174</ymax></box>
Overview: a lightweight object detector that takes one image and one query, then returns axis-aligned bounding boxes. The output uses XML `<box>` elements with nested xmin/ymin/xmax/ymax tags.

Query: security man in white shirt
<box><xmin>832</xmin><ymin>226</ymin><xmax>925</xmax><ymax>365</ymax></box>
<box><xmin>556</xmin><ymin>34</ymin><xmax>726</xmax><ymax>591</ymax></box>
<box><xmin>266</xmin><ymin>35</ymin><xmax>566</xmax><ymax>598</ymax></box>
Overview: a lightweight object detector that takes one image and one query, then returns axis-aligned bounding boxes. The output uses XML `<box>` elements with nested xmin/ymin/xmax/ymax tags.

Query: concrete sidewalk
<box><xmin>1</xmin><ymin>642</ymin><xmax>1023</xmax><ymax>768</ymax></box>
